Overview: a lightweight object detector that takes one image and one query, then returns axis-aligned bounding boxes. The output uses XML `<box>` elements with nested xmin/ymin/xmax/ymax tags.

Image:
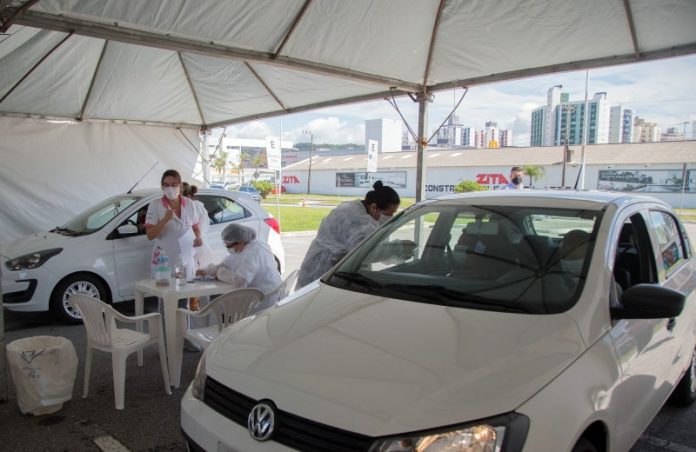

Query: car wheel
<box><xmin>670</xmin><ymin>345</ymin><xmax>696</xmax><ymax>407</ymax></box>
<box><xmin>50</xmin><ymin>273</ymin><xmax>110</xmax><ymax>324</ymax></box>
<box><xmin>571</xmin><ymin>437</ymin><xmax>599</xmax><ymax>452</ymax></box>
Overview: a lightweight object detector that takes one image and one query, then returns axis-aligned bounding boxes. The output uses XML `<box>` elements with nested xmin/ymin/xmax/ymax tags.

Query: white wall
<box><xmin>282</xmin><ymin>163</ymin><xmax>696</xmax><ymax>208</ymax></box>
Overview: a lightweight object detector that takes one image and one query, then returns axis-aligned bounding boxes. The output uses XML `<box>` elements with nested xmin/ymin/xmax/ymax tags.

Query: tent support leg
<box><xmin>415</xmin><ymin>91</ymin><xmax>432</xmax><ymax>202</ymax></box>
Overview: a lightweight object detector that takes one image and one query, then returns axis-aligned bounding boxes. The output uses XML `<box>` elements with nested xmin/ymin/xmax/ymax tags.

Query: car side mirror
<box><xmin>117</xmin><ymin>224</ymin><xmax>139</xmax><ymax>236</ymax></box>
<box><xmin>611</xmin><ymin>284</ymin><xmax>685</xmax><ymax>319</ymax></box>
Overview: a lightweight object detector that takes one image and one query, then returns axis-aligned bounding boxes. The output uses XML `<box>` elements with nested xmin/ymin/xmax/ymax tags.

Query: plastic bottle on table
<box><xmin>154</xmin><ymin>249</ymin><xmax>171</xmax><ymax>287</ymax></box>
<box><xmin>175</xmin><ymin>256</ymin><xmax>187</xmax><ymax>286</ymax></box>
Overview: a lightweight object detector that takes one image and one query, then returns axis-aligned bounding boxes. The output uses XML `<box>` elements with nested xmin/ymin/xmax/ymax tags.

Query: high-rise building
<box><xmin>692</xmin><ymin>120</ymin><xmax>696</xmax><ymax>140</ymax></box>
<box><xmin>483</xmin><ymin>121</ymin><xmax>499</xmax><ymax>148</ymax></box>
<box><xmin>609</xmin><ymin>106</ymin><xmax>635</xmax><ymax>143</ymax></box>
<box><xmin>530</xmin><ymin>85</ymin><xmax>563</xmax><ymax>146</ymax></box>
<box><xmin>462</xmin><ymin>127</ymin><xmax>476</xmax><ymax>147</ymax></box>
<box><xmin>499</xmin><ymin>129</ymin><xmax>513</xmax><ymax>147</ymax></box>
<box><xmin>365</xmin><ymin>118</ymin><xmax>403</xmax><ymax>153</ymax></box>
<box><xmin>632</xmin><ymin>117</ymin><xmax>661</xmax><ymax>143</ymax></box>
<box><xmin>553</xmin><ymin>92</ymin><xmax>610</xmax><ymax>145</ymax></box>
<box><xmin>436</xmin><ymin>115</ymin><xmax>464</xmax><ymax>147</ymax></box>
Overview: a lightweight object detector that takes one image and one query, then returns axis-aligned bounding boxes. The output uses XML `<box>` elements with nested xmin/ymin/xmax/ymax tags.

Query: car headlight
<box><xmin>369</xmin><ymin>413</ymin><xmax>529</xmax><ymax>452</ymax></box>
<box><xmin>191</xmin><ymin>352</ymin><xmax>207</xmax><ymax>401</ymax></box>
<box><xmin>6</xmin><ymin>248</ymin><xmax>62</xmax><ymax>270</ymax></box>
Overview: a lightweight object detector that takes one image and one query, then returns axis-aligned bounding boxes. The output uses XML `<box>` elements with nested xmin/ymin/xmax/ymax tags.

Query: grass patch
<box><xmin>264</xmin><ymin>205</ymin><xmax>332</xmax><ymax>232</ymax></box>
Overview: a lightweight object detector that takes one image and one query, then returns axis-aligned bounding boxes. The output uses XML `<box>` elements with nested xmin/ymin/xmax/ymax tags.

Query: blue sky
<box><xmin>219</xmin><ymin>54</ymin><xmax>696</xmax><ymax>148</ymax></box>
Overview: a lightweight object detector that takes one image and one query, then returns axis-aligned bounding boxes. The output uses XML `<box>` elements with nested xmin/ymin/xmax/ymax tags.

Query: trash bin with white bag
<box><xmin>6</xmin><ymin>335</ymin><xmax>78</xmax><ymax>415</ymax></box>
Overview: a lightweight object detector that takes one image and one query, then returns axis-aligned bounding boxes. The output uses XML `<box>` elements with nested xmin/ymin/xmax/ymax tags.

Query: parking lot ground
<box><xmin>2</xmin><ymin>230</ymin><xmax>696</xmax><ymax>451</ymax></box>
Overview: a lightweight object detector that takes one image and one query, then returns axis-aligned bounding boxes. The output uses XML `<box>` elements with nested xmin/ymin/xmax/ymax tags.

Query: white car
<box><xmin>181</xmin><ymin>191</ymin><xmax>696</xmax><ymax>452</ymax></box>
<box><xmin>1</xmin><ymin>188</ymin><xmax>285</xmax><ymax>323</ymax></box>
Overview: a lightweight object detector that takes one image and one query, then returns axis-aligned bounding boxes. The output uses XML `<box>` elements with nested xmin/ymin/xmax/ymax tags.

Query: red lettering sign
<box><xmin>282</xmin><ymin>175</ymin><xmax>300</xmax><ymax>184</ymax></box>
<box><xmin>476</xmin><ymin>173</ymin><xmax>509</xmax><ymax>185</ymax></box>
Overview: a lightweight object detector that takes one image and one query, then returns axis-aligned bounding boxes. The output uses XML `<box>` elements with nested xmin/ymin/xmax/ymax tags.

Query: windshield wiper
<box><xmin>50</xmin><ymin>227</ymin><xmax>78</xmax><ymax>236</ymax></box>
<box><xmin>383</xmin><ymin>283</ymin><xmax>531</xmax><ymax>313</ymax></box>
<box><xmin>331</xmin><ymin>271</ymin><xmax>383</xmax><ymax>292</ymax></box>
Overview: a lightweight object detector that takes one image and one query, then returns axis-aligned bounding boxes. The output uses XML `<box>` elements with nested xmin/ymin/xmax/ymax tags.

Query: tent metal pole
<box><xmin>178</xmin><ymin>52</ymin><xmax>206</xmax><ymax>126</ymax></box>
<box><xmin>0</xmin><ymin>268</ymin><xmax>6</xmax><ymax>403</ymax></box>
<box><xmin>422</xmin><ymin>0</ymin><xmax>446</xmax><ymax>86</ymax></box>
<box><xmin>245</xmin><ymin>62</ymin><xmax>287</xmax><ymax>110</ymax></box>
<box><xmin>273</xmin><ymin>0</ymin><xmax>312</xmax><ymax>59</ymax></box>
<box><xmin>78</xmin><ymin>40</ymin><xmax>108</xmax><ymax>121</ymax></box>
<box><xmin>0</xmin><ymin>31</ymin><xmax>73</xmax><ymax>105</ymax></box>
<box><xmin>622</xmin><ymin>0</ymin><xmax>641</xmax><ymax>58</ymax></box>
<box><xmin>415</xmin><ymin>91</ymin><xmax>432</xmax><ymax>202</ymax></box>
<box><xmin>201</xmin><ymin>129</ymin><xmax>210</xmax><ymax>185</ymax></box>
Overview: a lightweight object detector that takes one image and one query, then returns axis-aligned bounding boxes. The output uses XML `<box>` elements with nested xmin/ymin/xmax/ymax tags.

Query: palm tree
<box><xmin>252</xmin><ymin>155</ymin><xmax>265</xmax><ymax>180</ymax></box>
<box><xmin>238</xmin><ymin>152</ymin><xmax>251</xmax><ymax>185</ymax></box>
<box><xmin>523</xmin><ymin>165</ymin><xmax>545</xmax><ymax>188</ymax></box>
<box><xmin>212</xmin><ymin>150</ymin><xmax>228</xmax><ymax>182</ymax></box>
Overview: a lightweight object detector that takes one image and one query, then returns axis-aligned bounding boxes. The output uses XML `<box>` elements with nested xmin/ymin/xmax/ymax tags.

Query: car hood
<box><xmin>2</xmin><ymin>231</ymin><xmax>84</xmax><ymax>258</ymax></box>
<box><xmin>206</xmin><ymin>283</ymin><xmax>585</xmax><ymax>437</ymax></box>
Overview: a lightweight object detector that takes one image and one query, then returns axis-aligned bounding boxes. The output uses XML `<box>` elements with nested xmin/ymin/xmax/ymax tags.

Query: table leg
<box><xmin>165</xmin><ymin>293</ymin><xmax>183</xmax><ymax>388</ymax></box>
<box><xmin>135</xmin><ymin>289</ymin><xmax>144</xmax><ymax>367</ymax></box>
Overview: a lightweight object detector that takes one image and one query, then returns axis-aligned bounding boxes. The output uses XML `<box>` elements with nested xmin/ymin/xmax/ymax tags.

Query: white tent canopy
<box><xmin>2</xmin><ymin>0</ymin><xmax>695</xmax><ymax>128</ymax></box>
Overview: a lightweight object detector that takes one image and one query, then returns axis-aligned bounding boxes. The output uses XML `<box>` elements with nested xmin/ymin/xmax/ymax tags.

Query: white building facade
<box><xmin>365</xmin><ymin>118</ymin><xmax>403</xmax><ymax>153</ymax></box>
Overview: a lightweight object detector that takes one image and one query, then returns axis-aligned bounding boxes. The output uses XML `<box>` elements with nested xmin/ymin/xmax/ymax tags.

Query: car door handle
<box><xmin>667</xmin><ymin>317</ymin><xmax>677</xmax><ymax>332</ymax></box>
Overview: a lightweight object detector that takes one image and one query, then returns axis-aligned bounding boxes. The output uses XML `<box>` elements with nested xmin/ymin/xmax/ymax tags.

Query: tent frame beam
<box><xmin>244</xmin><ymin>62</ymin><xmax>288</xmax><ymax>111</ymax></box>
<box><xmin>78</xmin><ymin>40</ymin><xmax>108</xmax><ymax>121</ymax></box>
<box><xmin>14</xmin><ymin>10</ymin><xmax>423</xmax><ymax>92</ymax></box>
<box><xmin>178</xmin><ymin>51</ymin><xmax>207</xmax><ymax>126</ymax></box>
<box><xmin>0</xmin><ymin>31</ymin><xmax>73</xmax><ymax>105</ymax></box>
<box><xmin>422</xmin><ymin>0</ymin><xmax>446</xmax><ymax>86</ymax></box>
<box><xmin>622</xmin><ymin>0</ymin><xmax>640</xmax><ymax>57</ymax></box>
<box><xmin>273</xmin><ymin>0</ymin><xmax>312</xmax><ymax>59</ymax></box>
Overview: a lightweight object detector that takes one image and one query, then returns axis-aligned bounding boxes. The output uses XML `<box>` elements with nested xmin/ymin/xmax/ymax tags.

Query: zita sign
<box><xmin>476</xmin><ymin>174</ymin><xmax>509</xmax><ymax>185</ymax></box>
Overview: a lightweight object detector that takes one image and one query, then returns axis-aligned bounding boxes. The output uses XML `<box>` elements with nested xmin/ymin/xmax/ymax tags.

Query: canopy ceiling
<box><xmin>1</xmin><ymin>0</ymin><xmax>695</xmax><ymax>129</ymax></box>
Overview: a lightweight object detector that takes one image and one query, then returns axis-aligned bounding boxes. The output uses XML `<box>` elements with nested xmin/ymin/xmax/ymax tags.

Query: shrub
<box><xmin>251</xmin><ymin>180</ymin><xmax>273</xmax><ymax>199</ymax></box>
<box><xmin>455</xmin><ymin>180</ymin><xmax>487</xmax><ymax>193</ymax></box>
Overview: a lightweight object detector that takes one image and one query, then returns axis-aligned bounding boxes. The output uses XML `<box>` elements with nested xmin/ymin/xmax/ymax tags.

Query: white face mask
<box><xmin>561</xmin><ymin>259</ymin><xmax>583</xmax><ymax>276</ymax></box>
<box><xmin>163</xmin><ymin>186</ymin><xmax>180</xmax><ymax>200</ymax></box>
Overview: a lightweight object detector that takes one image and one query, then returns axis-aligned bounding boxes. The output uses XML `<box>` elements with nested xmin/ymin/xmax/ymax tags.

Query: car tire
<box><xmin>50</xmin><ymin>273</ymin><xmax>110</xmax><ymax>324</ymax></box>
<box><xmin>571</xmin><ymin>437</ymin><xmax>599</xmax><ymax>452</ymax></box>
<box><xmin>670</xmin><ymin>345</ymin><xmax>696</xmax><ymax>407</ymax></box>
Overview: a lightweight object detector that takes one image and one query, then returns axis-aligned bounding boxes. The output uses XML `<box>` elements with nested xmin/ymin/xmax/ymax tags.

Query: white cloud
<box><xmin>287</xmin><ymin>116</ymin><xmax>365</xmax><ymax>145</ymax></box>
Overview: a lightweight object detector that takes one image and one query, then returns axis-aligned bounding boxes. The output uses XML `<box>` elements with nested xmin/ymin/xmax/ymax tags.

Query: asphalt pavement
<box><xmin>1</xmin><ymin>230</ymin><xmax>696</xmax><ymax>451</ymax></box>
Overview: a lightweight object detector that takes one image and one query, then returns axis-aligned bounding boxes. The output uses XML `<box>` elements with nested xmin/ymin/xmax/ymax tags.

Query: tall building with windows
<box><xmin>499</xmin><ymin>130</ymin><xmax>513</xmax><ymax>147</ymax></box>
<box><xmin>365</xmin><ymin>118</ymin><xmax>403</xmax><ymax>153</ymax></box>
<box><xmin>552</xmin><ymin>92</ymin><xmax>610</xmax><ymax>146</ymax></box>
<box><xmin>632</xmin><ymin>117</ymin><xmax>661</xmax><ymax>143</ymax></box>
<box><xmin>462</xmin><ymin>127</ymin><xmax>476</xmax><ymax>147</ymax></box>
<box><xmin>530</xmin><ymin>85</ymin><xmax>563</xmax><ymax>146</ymax></box>
<box><xmin>609</xmin><ymin>106</ymin><xmax>635</xmax><ymax>143</ymax></box>
<box><xmin>436</xmin><ymin>115</ymin><xmax>464</xmax><ymax>147</ymax></box>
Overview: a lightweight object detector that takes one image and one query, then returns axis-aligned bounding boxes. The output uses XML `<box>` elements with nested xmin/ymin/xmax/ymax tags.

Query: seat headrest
<box><xmin>561</xmin><ymin>230</ymin><xmax>591</xmax><ymax>260</ymax></box>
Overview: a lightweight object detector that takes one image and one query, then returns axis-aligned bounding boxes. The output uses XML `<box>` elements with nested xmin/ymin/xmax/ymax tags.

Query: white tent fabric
<box><xmin>1</xmin><ymin>0</ymin><xmax>694</xmax><ymax>128</ymax></box>
<box><xmin>0</xmin><ymin>117</ymin><xmax>199</xmax><ymax>243</ymax></box>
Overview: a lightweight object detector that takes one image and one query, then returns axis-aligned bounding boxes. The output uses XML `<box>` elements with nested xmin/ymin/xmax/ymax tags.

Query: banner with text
<box><xmin>336</xmin><ymin>171</ymin><xmax>406</xmax><ymax>188</ymax></box>
<box><xmin>367</xmin><ymin>139</ymin><xmax>378</xmax><ymax>173</ymax></box>
<box><xmin>266</xmin><ymin>136</ymin><xmax>281</xmax><ymax>171</ymax></box>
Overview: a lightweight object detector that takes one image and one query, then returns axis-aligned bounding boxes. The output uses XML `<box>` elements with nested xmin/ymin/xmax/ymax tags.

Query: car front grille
<box><xmin>204</xmin><ymin>377</ymin><xmax>374</xmax><ymax>451</ymax></box>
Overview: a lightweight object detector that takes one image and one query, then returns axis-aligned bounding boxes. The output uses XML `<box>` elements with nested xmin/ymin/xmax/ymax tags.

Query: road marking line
<box><xmin>94</xmin><ymin>435</ymin><xmax>130</xmax><ymax>452</ymax></box>
<box><xmin>639</xmin><ymin>434</ymin><xmax>696</xmax><ymax>452</ymax></box>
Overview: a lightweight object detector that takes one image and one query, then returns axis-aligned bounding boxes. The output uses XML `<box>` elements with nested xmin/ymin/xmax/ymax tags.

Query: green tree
<box><xmin>523</xmin><ymin>165</ymin><xmax>545</xmax><ymax>188</ymax></box>
<box><xmin>252</xmin><ymin>155</ymin><xmax>265</xmax><ymax>180</ymax></box>
<box><xmin>455</xmin><ymin>180</ymin><xmax>487</xmax><ymax>193</ymax></box>
<box><xmin>212</xmin><ymin>150</ymin><xmax>228</xmax><ymax>180</ymax></box>
<box><xmin>238</xmin><ymin>152</ymin><xmax>251</xmax><ymax>184</ymax></box>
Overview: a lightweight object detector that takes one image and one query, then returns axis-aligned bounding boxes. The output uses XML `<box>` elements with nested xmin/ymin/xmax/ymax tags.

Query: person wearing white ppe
<box><xmin>145</xmin><ymin>169</ymin><xmax>202</xmax><ymax>279</ymax></box>
<box><xmin>197</xmin><ymin>223</ymin><xmax>282</xmax><ymax>309</ymax></box>
<box><xmin>182</xmin><ymin>182</ymin><xmax>214</xmax><ymax>268</ymax></box>
<box><xmin>297</xmin><ymin>180</ymin><xmax>401</xmax><ymax>289</ymax></box>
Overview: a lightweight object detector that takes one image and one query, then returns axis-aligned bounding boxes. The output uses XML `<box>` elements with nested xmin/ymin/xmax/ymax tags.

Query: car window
<box><xmin>648</xmin><ymin>210</ymin><xmax>686</xmax><ymax>274</ymax></box>
<box><xmin>61</xmin><ymin>195</ymin><xmax>140</xmax><ymax>235</ymax></box>
<box><xmin>328</xmin><ymin>204</ymin><xmax>602</xmax><ymax>315</ymax></box>
<box><xmin>198</xmin><ymin>195</ymin><xmax>249</xmax><ymax>224</ymax></box>
<box><xmin>613</xmin><ymin>214</ymin><xmax>657</xmax><ymax>293</ymax></box>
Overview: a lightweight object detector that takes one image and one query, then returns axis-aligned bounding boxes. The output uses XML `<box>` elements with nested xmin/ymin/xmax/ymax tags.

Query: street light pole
<box><xmin>562</xmin><ymin>104</ymin><xmax>575</xmax><ymax>188</ymax></box>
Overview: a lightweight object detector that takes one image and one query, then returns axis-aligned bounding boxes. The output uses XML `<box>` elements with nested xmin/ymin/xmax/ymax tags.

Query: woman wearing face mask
<box><xmin>145</xmin><ymin>169</ymin><xmax>202</xmax><ymax>280</ymax></box>
<box><xmin>197</xmin><ymin>223</ymin><xmax>282</xmax><ymax>309</ymax></box>
<box><xmin>296</xmin><ymin>180</ymin><xmax>400</xmax><ymax>289</ymax></box>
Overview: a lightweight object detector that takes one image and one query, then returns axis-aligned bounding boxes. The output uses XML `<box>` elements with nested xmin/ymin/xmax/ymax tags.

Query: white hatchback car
<box><xmin>1</xmin><ymin>188</ymin><xmax>284</xmax><ymax>323</ymax></box>
<box><xmin>181</xmin><ymin>191</ymin><xmax>696</xmax><ymax>452</ymax></box>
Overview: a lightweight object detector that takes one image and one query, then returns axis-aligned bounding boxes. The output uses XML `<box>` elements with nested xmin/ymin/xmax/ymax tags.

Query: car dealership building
<box><xmin>281</xmin><ymin>141</ymin><xmax>696</xmax><ymax>208</ymax></box>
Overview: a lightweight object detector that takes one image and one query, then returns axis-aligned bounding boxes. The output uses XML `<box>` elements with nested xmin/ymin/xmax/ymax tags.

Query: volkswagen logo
<box><xmin>248</xmin><ymin>401</ymin><xmax>276</xmax><ymax>441</ymax></box>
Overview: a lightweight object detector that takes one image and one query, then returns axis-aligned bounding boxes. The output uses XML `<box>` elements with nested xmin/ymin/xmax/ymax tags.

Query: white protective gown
<box><xmin>192</xmin><ymin>199</ymin><xmax>214</xmax><ymax>268</ymax></box>
<box><xmin>212</xmin><ymin>240</ymin><xmax>282</xmax><ymax>307</ymax></box>
<box><xmin>297</xmin><ymin>199</ymin><xmax>379</xmax><ymax>288</ymax></box>
<box><xmin>145</xmin><ymin>196</ymin><xmax>199</xmax><ymax>279</ymax></box>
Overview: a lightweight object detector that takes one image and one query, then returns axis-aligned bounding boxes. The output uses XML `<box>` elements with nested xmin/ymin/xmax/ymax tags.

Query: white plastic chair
<box><xmin>278</xmin><ymin>269</ymin><xmax>299</xmax><ymax>300</ymax></box>
<box><xmin>176</xmin><ymin>288</ymin><xmax>264</xmax><ymax>351</ymax></box>
<box><xmin>69</xmin><ymin>294</ymin><xmax>171</xmax><ymax>410</ymax></box>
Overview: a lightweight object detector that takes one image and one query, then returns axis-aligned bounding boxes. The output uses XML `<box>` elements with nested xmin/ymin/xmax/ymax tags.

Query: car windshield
<box><xmin>55</xmin><ymin>195</ymin><xmax>140</xmax><ymax>236</ymax></box>
<box><xmin>325</xmin><ymin>202</ymin><xmax>602</xmax><ymax>314</ymax></box>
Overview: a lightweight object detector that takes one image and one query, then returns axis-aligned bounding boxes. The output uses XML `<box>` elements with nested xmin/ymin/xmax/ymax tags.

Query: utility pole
<box><xmin>561</xmin><ymin>104</ymin><xmax>575</xmax><ymax>188</ymax></box>
<box><xmin>303</xmin><ymin>130</ymin><xmax>313</xmax><ymax>195</ymax></box>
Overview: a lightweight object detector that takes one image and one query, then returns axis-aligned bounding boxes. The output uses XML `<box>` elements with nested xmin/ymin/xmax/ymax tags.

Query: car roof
<box><xmin>434</xmin><ymin>189</ymin><xmax>670</xmax><ymax>211</ymax></box>
<box><xmin>125</xmin><ymin>188</ymin><xmax>267</xmax><ymax>215</ymax></box>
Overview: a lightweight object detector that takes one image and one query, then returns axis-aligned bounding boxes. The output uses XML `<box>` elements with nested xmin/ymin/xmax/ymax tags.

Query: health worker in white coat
<box><xmin>297</xmin><ymin>180</ymin><xmax>401</xmax><ymax>289</ymax></box>
<box><xmin>182</xmin><ymin>182</ymin><xmax>214</xmax><ymax>268</ymax></box>
<box><xmin>198</xmin><ymin>223</ymin><xmax>282</xmax><ymax>311</ymax></box>
<box><xmin>145</xmin><ymin>169</ymin><xmax>202</xmax><ymax>279</ymax></box>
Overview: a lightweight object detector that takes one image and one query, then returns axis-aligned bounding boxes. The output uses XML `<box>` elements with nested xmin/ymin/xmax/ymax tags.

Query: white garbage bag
<box><xmin>6</xmin><ymin>336</ymin><xmax>78</xmax><ymax>415</ymax></box>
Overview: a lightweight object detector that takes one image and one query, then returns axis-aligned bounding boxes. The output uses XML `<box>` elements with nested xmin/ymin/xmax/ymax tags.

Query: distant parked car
<box><xmin>238</xmin><ymin>185</ymin><xmax>261</xmax><ymax>203</ymax></box>
<box><xmin>182</xmin><ymin>190</ymin><xmax>696</xmax><ymax>452</ymax></box>
<box><xmin>271</xmin><ymin>184</ymin><xmax>287</xmax><ymax>194</ymax></box>
<box><xmin>207</xmin><ymin>183</ymin><xmax>227</xmax><ymax>190</ymax></box>
<box><xmin>1</xmin><ymin>188</ymin><xmax>284</xmax><ymax>323</ymax></box>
